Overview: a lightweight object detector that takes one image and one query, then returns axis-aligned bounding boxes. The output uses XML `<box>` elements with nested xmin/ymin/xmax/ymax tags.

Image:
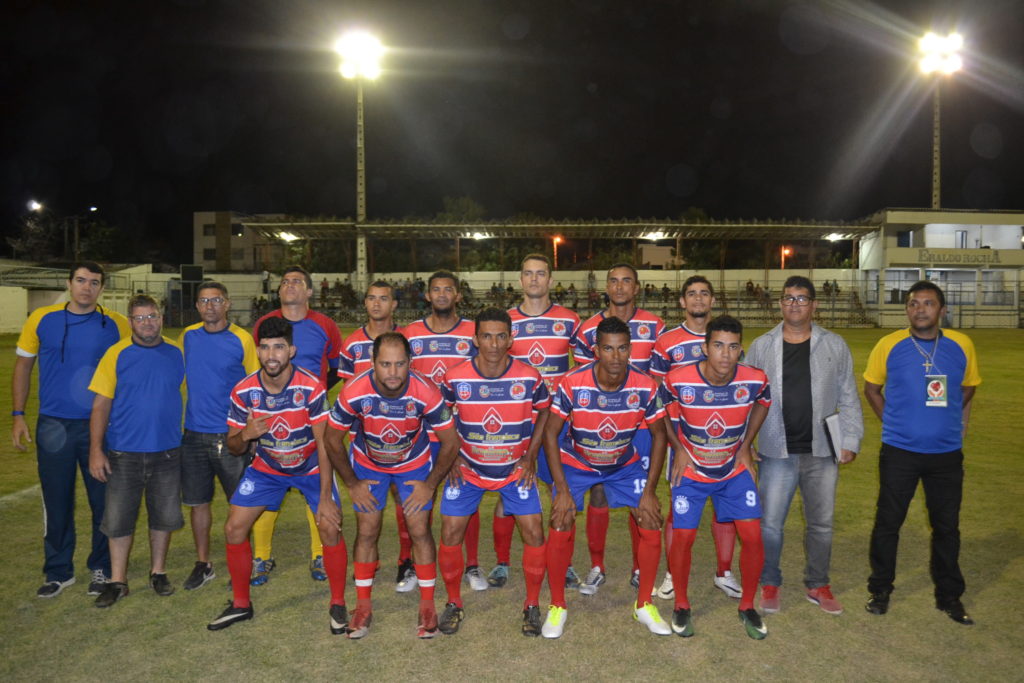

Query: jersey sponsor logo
<box><xmin>680</xmin><ymin>386</ymin><xmax>696</xmax><ymax>404</ymax></box>
<box><xmin>691</xmin><ymin>345</ymin><xmax>702</xmax><ymax>357</ymax></box>
<box><xmin>381</xmin><ymin>401</ymin><xmax>393</xmax><ymax>415</ymax></box>
<box><xmin>553</xmin><ymin>322</ymin><xmax>567</xmax><ymax>336</ymax></box>
<box><xmin>238</xmin><ymin>478</ymin><xmax>255</xmax><ymax>496</ymax></box>
<box><xmin>510</xmin><ymin>382</ymin><xmax>526</xmax><ymax>400</ymax></box>
<box><xmin>578</xmin><ymin>390</ymin><xmax>591</xmax><ymax>408</ymax></box>
<box><xmin>479</xmin><ymin>385</ymin><xmax>490</xmax><ymax>399</ymax></box>
<box><xmin>440</xmin><ymin>406</ymin><xmax>452</xmax><ymax>421</ymax></box>
<box><xmin>673</xmin><ymin>495</ymin><xmax>690</xmax><ymax>515</ymax></box>
<box><xmin>361</xmin><ymin>398</ymin><xmax>373</xmax><ymax>414</ymax></box>
<box><xmin>702</xmin><ymin>389</ymin><xmax>715</xmax><ymax>403</ymax></box>
<box><xmin>626</xmin><ymin>391</ymin><xmax>640</xmax><ymax>409</ymax></box>
<box><xmin>269</xmin><ymin>416</ymin><xmax>292</xmax><ymax>440</ymax></box>
<box><xmin>411</xmin><ymin>339</ymin><xmax>423</xmax><ymax>355</ymax></box>
<box><xmin>525</xmin><ymin>322</ymin><xmax>536</xmax><ymax>334</ymax></box>
<box><xmin>293</xmin><ymin>390</ymin><xmax>305</xmax><ymax>407</ymax></box>
<box><xmin>597</xmin><ymin>394</ymin><xmax>608</xmax><ymax>408</ymax></box>
<box><xmin>637</xmin><ymin>324</ymin><xmax>651</xmax><ymax>339</ymax></box>
<box><xmin>444</xmin><ymin>485</ymin><xmax>460</xmax><ymax>500</ymax></box>
<box><xmin>456</xmin><ymin>340</ymin><xmax>471</xmax><ymax>355</ymax></box>
<box><xmin>705</xmin><ymin>411</ymin><xmax>726</xmax><ymax>438</ymax></box>
<box><xmin>672</xmin><ymin>348</ymin><xmax>684</xmax><ymax>361</ymax></box>
<box><xmin>457</xmin><ymin>382</ymin><xmax>472</xmax><ymax>400</ymax></box>
<box><xmin>406</xmin><ymin>400</ymin><xmax>417</xmax><ymax>416</ymax></box>
<box><xmin>528</xmin><ymin>342</ymin><xmax>546</xmax><ymax>366</ymax></box>
<box><xmin>483</xmin><ymin>407</ymin><xmax>503</xmax><ymax>434</ymax></box>
<box><xmin>597</xmin><ymin>417</ymin><xmax>618</xmax><ymax>441</ymax></box>
<box><xmin>429</xmin><ymin>340</ymin><xmax>440</xmax><ymax>353</ymax></box>
<box><xmin>430</xmin><ymin>362</ymin><xmax>446</xmax><ymax>384</ymax></box>
<box><xmin>266</xmin><ymin>396</ymin><xmax>276</xmax><ymax>408</ymax></box>
<box><xmin>733</xmin><ymin>386</ymin><xmax>750</xmax><ymax>403</ymax></box>
<box><xmin>380</xmin><ymin>423</ymin><xmax>401</xmax><ymax>445</ymax></box>
<box><xmin>250</xmin><ymin>390</ymin><xmax>262</xmax><ymax>408</ymax></box>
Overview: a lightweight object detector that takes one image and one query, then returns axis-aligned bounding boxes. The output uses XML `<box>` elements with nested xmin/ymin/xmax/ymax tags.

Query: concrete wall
<box><xmin>0</xmin><ymin>286</ymin><xmax>29</xmax><ymax>333</ymax></box>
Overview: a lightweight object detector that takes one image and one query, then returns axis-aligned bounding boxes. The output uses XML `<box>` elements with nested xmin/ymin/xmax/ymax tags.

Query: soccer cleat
<box><xmin>394</xmin><ymin>557</ymin><xmax>414</xmax><ymax>585</ymax></box>
<box><xmin>739</xmin><ymin>608</ymin><xmax>769</xmax><ymax>640</ymax></box>
<box><xmin>714</xmin><ymin>570</ymin><xmax>742</xmax><ymax>599</ymax></box>
<box><xmin>87</xmin><ymin>570</ymin><xmax>109</xmax><ymax>596</ymax></box>
<box><xmin>347</xmin><ymin>607</ymin><xmax>372</xmax><ymax>639</ymax></box>
<box><xmin>806</xmin><ymin>585</ymin><xmax>843</xmax><ymax>615</ymax></box>
<box><xmin>464</xmin><ymin>566</ymin><xmax>488</xmax><ymax>591</ymax></box>
<box><xmin>95</xmin><ymin>581</ymin><xmax>129</xmax><ymax>608</ymax></box>
<box><xmin>417</xmin><ymin>604</ymin><xmax>439</xmax><ymax>638</ymax></box>
<box><xmin>310</xmin><ymin>555</ymin><xmax>327</xmax><ymax>581</ymax></box>
<box><xmin>541</xmin><ymin>605</ymin><xmax>567</xmax><ymax>639</ymax></box>
<box><xmin>761</xmin><ymin>585</ymin><xmax>781</xmax><ymax>614</ymax></box>
<box><xmin>207</xmin><ymin>601</ymin><xmax>254</xmax><ymax>630</ymax></box>
<box><xmin>183</xmin><ymin>562</ymin><xmax>216</xmax><ymax>591</ymax></box>
<box><xmin>865</xmin><ymin>591</ymin><xmax>890</xmax><ymax>616</ymax></box>
<box><xmin>250</xmin><ymin>557</ymin><xmax>275</xmax><ymax>586</ymax></box>
<box><xmin>487</xmin><ymin>563</ymin><xmax>510</xmax><ymax>588</ymax></box>
<box><xmin>634</xmin><ymin>602</ymin><xmax>672</xmax><ymax>635</ymax></box>
<box><xmin>150</xmin><ymin>572</ymin><xmax>175</xmax><ymax>597</ymax></box>
<box><xmin>578</xmin><ymin>566</ymin><xmax>606</xmax><ymax>596</ymax></box>
<box><xmin>564</xmin><ymin>565</ymin><xmax>582</xmax><ymax>590</ymax></box>
<box><xmin>37</xmin><ymin>577</ymin><xmax>76</xmax><ymax>598</ymax></box>
<box><xmin>656</xmin><ymin>572</ymin><xmax>675</xmax><ymax>600</ymax></box>
<box><xmin>329</xmin><ymin>603</ymin><xmax>349</xmax><ymax>635</ymax></box>
<box><xmin>671</xmin><ymin>607</ymin><xmax>695</xmax><ymax>637</ymax></box>
<box><xmin>936</xmin><ymin>599</ymin><xmax>974</xmax><ymax>626</ymax></box>
<box><xmin>396</xmin><ymin>565</ymin><xmax>418</xmax><ymax>593</ymax></box>
<box><xmin>439</xmin><ymin>602</ymin><xmax>465</xmax><ymax>635</ymax></box>
<box><xmin>630</xmin><ymin>568</ymin><xmax>640</xmax><ymax>589</ymax></box>
<box><xmin>522</xmin><ymin>605</ymin><xmax>543</xmax><ymax>637</ymax></box>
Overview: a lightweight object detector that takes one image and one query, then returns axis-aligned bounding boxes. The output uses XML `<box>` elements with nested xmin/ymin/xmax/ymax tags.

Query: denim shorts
<box><xmin>100</xmin><ymin>449</ymin><xmax>184</xmax><ymax>538</ymax></box>
<box><xmin>180</xmin><ymin>430</ymin><xmax>246</xmax><ymax>506</ymax></box>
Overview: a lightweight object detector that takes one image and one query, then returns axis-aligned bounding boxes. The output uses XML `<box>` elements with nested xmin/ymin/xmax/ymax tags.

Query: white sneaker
<box><xmin>714</xmin><ymin>570</ymin><xmax>742</xmax><ymax>599</ymax></box>
<box><xmin>634</xmin><ymin>602</ymin><xmax>672</xmax><ymax>635</ymax></box>
<box><xmin>578</xmin><ymin>566</ymin><xmax>606</xmax><ymax>596</ymax></box>
<box><xmin>395</xmin><ymin>566</ymin><xmax>417</xmax><ymax>593</ymax></box>
<box><xmin>542</xmin><ymin>605</ymin><xmax>567</xmax><ymax>638</ymax></box>
<box><xmin>656</xmin><ymin>572</ymin><xmax>675</xmax><ymax>600</ymax></box>
<box><xmin>464</xmin><ymin>566</ymin><xmax>488</xmax><ymax>591</ymax></box>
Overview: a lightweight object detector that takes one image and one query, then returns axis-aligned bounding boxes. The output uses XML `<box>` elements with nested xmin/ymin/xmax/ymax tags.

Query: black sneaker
<box><xmin>87</xmin><ymin>569</ymin><xmax>109</xmax><ymax>596</ymax></box>
<box><xmin>395</xmin><ymin>557</ymin><xmax>414</xmax><ymax>584</ymax></box>
<box><xmin>150</xmin><ymin>572</ymin><xmax>175</xmax><ymax>597</ymax></box>
<box><xmin>522</xmin><ymin>605</ymin><xmax>542</xmax><ymax>637</ymax></box>
<box><xmin>330</xmin><ymin>603</ymin><xmax>349</xmax><ymax>635</ymax></box>
<box><xmin>739</xmin><ymin>608</ymin><xmax>768</xmax><ymax>640</ymax></box>
<box><xmin>183</xmin><ymin>562</ymin><xmax>216</xmax><ymax>591</ymax></box>
<box><xmin>208</xmin><ymin>601</ymin><xmax>254</xmax><ymax>631</ymax></box>
<box><xmin>439</xmin><ymin>602</ymin><xmax>465</xmax><ymax>635</ymax></box>
<box><xmin>95</xmin><ymin>581</ymin><xmax>129</xmax><ymax>608</ymax></box>
<box><xmin>936</xmin><ymin>599</ymin><xmax>974</xmax><ymax>626</ymax></box>
<box><xmin>487</xmin><ymin>563</ymin><xmax>510</xmax><ymax>588</ymax></box>
<box><xmin>671</xmin><ymin>607</ymin><xmax>695</xmax><ymax>637</ymax></box>
<box><xmin>865</xmin><ymin>591</ymin><xmax>891</xmax><ymax>615</ymax></box>
<box><xmin>37</xmin><ymin>577</ymin><xmax>75</xmax><ymax>598</ymax></box>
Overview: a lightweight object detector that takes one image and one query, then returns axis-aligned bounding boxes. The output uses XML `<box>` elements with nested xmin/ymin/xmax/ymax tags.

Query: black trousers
<box><xmin>868</xmin><ymin>443</ymin><xmax>965</xmax><ymax>602</ymax></box>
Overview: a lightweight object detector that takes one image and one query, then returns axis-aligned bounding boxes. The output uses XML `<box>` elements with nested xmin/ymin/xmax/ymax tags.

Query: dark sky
<box><xmin>3</xmin><ymin>0</ymin><xmax>1023</xmax><ymax>264</ymax></box>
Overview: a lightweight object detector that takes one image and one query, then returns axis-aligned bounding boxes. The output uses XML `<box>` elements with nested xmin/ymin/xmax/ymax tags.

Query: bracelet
<box><xmin>12</xmin><ymin>410</ymin><xmax>25</xmax><ymax>416</ymax></box>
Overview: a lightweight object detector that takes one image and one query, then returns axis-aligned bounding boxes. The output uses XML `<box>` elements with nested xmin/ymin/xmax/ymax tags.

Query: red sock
<box><xmin>585</xmin><ymin>505</ymin><xmax>609</xmax><ymax>570</ymax></box>
<box><xmin>668</xmin><ymin>528</ymin><xmax>698</xmax><ymax>610</ymax></box>
<box><xmin>395</xmin><ymin>502</ymin><xmax>412</xmax><ymax>564</ymax></box>
<box><xmin>438</xmin><ymin>544</ymin><xmax>464</xmax><ymax>608</ymax></box>
<box><xmin>629</xmin><ymin>513</ymin><xmax>641</xmax><ymax>572</ymax></box>
<box><xmin>546</xmin><ymin>528</ymin><xmax>574</xmax><ymax>608</ymax></box>
<box><xmin>636</xmin><ymin>527</ymin><xmax>661</xmax><ymax>607</ymax></box>
<box><xmin>522</xmin><ymin>542</ymin><xmax>546</xmax><ymax>608</ymax></box>
<box><xmin>663</xmin><ymin>509</ymin><xmax>674</xmax><ymax>562</ymax></box>
<box><xmin>734</xmin><ymin>520</ymin><xmax>764</xmax><ymax>611</ymax></box>
<box><xmin>415</xmin><ymin>562</ymin><xmax>437</xmax><ymax>604</ymax></box>
<box><xmin>354</xmin><ymin>562</ymin><xmax>376</xmax><ymax>610</ymax></box>
<box><xmin>493</xmin><ymin>513</ymin><xmax>516</xmax><ymax>565</ymax></box>
<box><xmin>322</xmin><ymin>540</ymin><xmax>348</xmax><ymax>607</ymax></box>
<box><xmin>226</xmin><ymin>540</ymin><xmax>252</xmax><ymax>609</ymax></box>
<box><xmin>711</xmin><ymin>510</ymin><xmax>737</xmax><ymax>575</ymax></box>
<box><xmin>464</xmin><ymin>511</ymin><xmax>481</xmax><ymax>567</ymax></box>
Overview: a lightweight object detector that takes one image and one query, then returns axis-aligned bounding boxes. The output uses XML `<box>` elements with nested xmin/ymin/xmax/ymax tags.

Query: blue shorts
<box><xmin>537</xmin><ymin>422</ymin><xmax>570</xmax><ymax>486</ymax></box>
<box><xmin>231</xmin><ymin>466</ymin><xmax>340</xmax><ymax>511</ymax></box>
<box><xmin>556</xmin><ymin>459</ymin><xmax>648</xmax><ymax>511</ymax></box>
<box><xmin>670</xmin><ymin>470</ymin><xmax>761</xmax><ymax>529</ymax></box>
<box><xmin>634</xmin><ymin>428</ymin><xmax>652</xmax><ymax>472</ymax></box>
<box><xmin>353</xmin><ymin>458</ymin><xmax>434</xmax><ymax>513</ymax></box>
<box><xmin>441</xmin><ymin>477</ymin><xmax>542</xmax><ymax>517</ymax></box>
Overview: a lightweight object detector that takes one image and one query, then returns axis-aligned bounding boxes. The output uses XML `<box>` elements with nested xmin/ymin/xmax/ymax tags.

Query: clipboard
<box><xmin>823</xmin><ymin>412</ymin><xmax>843</xmax><ymax>463</ymax></box>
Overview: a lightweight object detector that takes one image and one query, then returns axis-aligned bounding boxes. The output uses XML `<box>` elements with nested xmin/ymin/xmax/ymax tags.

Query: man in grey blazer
<box><xmin>746</xmin><ymin>275</ymin><xmax>862</xmax><ymax>616</ymax></box>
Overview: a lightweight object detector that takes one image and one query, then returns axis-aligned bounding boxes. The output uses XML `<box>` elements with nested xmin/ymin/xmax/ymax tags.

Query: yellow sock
<box><xmin>307</xmin><ymin>506</ymin><xmax>323</xmax><ymax>558</ymax></box>
<box><xmin>252</xmin><ymin>509</ymin><xmax>279</xmax><ymax>559</ymax></box>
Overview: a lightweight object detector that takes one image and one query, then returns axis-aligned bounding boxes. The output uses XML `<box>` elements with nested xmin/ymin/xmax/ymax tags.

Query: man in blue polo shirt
<box><xmin>87</xmin><ymin>294</ymin><xmax>186</xmax><ymax>608</ymax></box>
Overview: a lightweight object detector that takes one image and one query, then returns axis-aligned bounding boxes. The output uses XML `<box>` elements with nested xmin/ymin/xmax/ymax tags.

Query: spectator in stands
<box><xmin>746</xmin><ymin>280</ymin><xmax>755</xmax><ymax>298</ymax></box>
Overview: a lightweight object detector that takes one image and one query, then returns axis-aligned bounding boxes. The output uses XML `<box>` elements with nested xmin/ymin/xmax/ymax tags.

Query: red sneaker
<box><xmin>347</xmin><ymin>607</ymin><xmax>373</xmax><ymax>639</ymax></box>
<box><xmin>761</xmin><ymin>585</ymin><xmax>780</xmax><ymax>614</ymax></box>
<box><xmin>806</xmin><ymin>585</ymin><xmax>843</xmax><ymax>615</ymax></box>
<box><xmin>417</xmin><ymin>604</ymin><xmax>439</xmax><ymax>639</ymax></box>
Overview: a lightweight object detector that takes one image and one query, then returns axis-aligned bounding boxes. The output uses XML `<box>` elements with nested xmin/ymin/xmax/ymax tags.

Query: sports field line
<box><xmin>0</xmin><ymin>484</ymin><xmax>40</xmax><ymax>510</ymax></box>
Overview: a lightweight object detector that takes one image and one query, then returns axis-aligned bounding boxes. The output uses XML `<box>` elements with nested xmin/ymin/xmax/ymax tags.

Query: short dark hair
<box><xmin>705</xmin><ymin>314</ymin><xmax>743</xmax><ymax>342</ymax></box>
<box><xmin>281</xmin><ymin>265</ymin><xmax>312</xmax><ymax>289</ymax></box>
<box><xmin>595</xmin><ymin>316</ymin><xmax>631</xmax><ymax>344</ymax></box>
<box><xmin>475</xmin><ymin>307</ymin><xmax>512</xmax><ymax>334</ymax></box>
<box><xmin>681</xmin><ymin>275</ymin><xmax>714</xmax><ymax>298</ymax></box>
<box><xmin>258</xmin><ymin>317</ymin><xmax>293</xmax><ymax>344</ymax></box>
<box><xmin>366</xmin><ymin>280</ymin><xmax>393</xmax><ymax>297</ymax></box>
<box><xmin>69</xmin><ymin>261</ymin><xmax>106</xmax><ymax>285</ymax></box>
<box><xmin>373</xmin><ymin>331</ymin><xmax>410</xmax><ymax>360</ymax></box>
<box><xmin>197</xmin><ymin>280</ymin><xmax>228</xmax><ymax>299</ymax></box>
<box><xmin>521</xmin><ymin>253</ymin><xmax>551</xmax><ymax>270</ymax></box>
<box><xmin>783</xmin><ymin>275</ymin><xmax>816</xmax><ymax>300</ymax></box>
<box><xmin>428</xmin><ymin>270</ymin><xmax>459</xmax><ymax>289</ymax></box>
<box><xmin>607</xmin><ymin>263</ymin><xmax>638</xmax><ymax>280</ymax></box>
<box><xmin>906</xmin><ymin>280</ymin><xmax>945</xmax><ymax>308</ymax></box>
<box><xmin>128</xmin><ymin>294</ymin><xmax>159</xmax><ymax>315</ymax></box>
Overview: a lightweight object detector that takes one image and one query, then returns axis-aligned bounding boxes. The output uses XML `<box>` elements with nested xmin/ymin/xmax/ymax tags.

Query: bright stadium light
<box><xmin>918</xmin><ymin>30</ymin><xmax>963</xmax><ymax>209</ymax></box>
<box><xmin>553</xmin><ymin>236</ymin><xmax>563</xmax><ymax>269</ymax></box>
<box><xmin>28</xmin><ymin>199</ymin><xmax>43</xmax><ymax>212</ymax></box>
<box><xmin>825</xmin><ymin>232</ymin><xmax>843</xmax><ymax>242</ymax></box>
<box><xmin>335</xmin><ymin>31</ymin><xmax>384</xmax><ymax>81</ymax></box>
<box><xmin>278</xmin><ymin>231</ymin><xmax>299</xmax><ymax>242</ymax></box>
<box><xmin>780</xmin><ymin>245</ymin><xmax>792</xmax><ymax>269</ymax></box>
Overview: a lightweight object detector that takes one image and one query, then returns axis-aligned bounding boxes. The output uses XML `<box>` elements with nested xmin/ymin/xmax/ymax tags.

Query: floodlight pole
<box><xmin>930</xmin><ymin>81</ymin><xmax>941</xmax><ymax>210</ymax></box>
<box><xmin>355</xmin><ymin>78</ymin><xmax>368</xmax><ymax>293</ymax></box>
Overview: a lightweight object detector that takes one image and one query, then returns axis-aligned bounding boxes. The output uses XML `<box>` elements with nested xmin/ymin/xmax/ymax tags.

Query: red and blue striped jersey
<box><xmin>402</xmin><ymin>318</ymin><xmax>477</xmax><ymax>386</ymax></box>
<box><xmin>551</xmin><ymin>363</ymin><xmax>666</xmax><ymax>473</ymax></box>
<box><xmin>441</xmin><ymin>358</ymin><xmax>551</xmax><ymax>488</ymax></box>
<box><xmin>227</xmin><ymin>366</ymin><xmax>328</xmax><ymax>477</ymax></box>
<box><xmin>508</xmin><ymin>303</ymin><xmax>580</xmax><ymax>394</ymax></box>
<box><xmin>338</xmin><ymin>324</ymin><xmax>403</xmax><ymax>381</ymax></box>
<box><xmin>650</xmin><ymin>323</ymin><xmax>706</xmax><ymax>379</ymax></box>
<box><xmin>662</xmin><ymin>362</ymin><xmax>771</xmax><ymax>482</ymax></box>
<box><xmin>253</xmin><ymin>309</ymin><xmax>342</xmax><ymax>386</ymax></box>
<box><xmin>328</xmin><ymin>369</ymin><xmax>454</xmax><ymax>473</ymax></box>
<box><xmin>572</xmin><ymin>308</ymin><xmax>665</xmax><ymax>374</ymax></box>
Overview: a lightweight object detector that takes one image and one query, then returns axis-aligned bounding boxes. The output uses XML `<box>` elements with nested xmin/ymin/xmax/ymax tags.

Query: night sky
<box><xmin>3</xmin><ymin>0</ymin><xmax>1023</xmax><ymax>265</ymax></box>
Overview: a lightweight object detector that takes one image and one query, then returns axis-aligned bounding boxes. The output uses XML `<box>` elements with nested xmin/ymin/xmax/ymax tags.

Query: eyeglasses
<box><xmin>780</xmin><ymin>295</ymin><xmax>814</xmax><ymax>306</ymax></box>
<box><xmin>197</xmin><ymin>297</ymin><xmax>226</xmax><ymax>306</ymax></box>
<box><xmin>281</xmin><ymin>278</ymin><xmax>307</xmax><ymax>287</ymax></box>
<box><xmin>130</xmin><ymin>313</ymin><xmax>160</xmax><ymax>322</ymax></box>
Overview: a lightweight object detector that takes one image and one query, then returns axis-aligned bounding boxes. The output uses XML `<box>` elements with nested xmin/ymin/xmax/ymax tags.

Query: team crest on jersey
<box><xmin>405</xmin><ymin>400</ymin><xmax>417</xmax><ymax>416</ymax></box>
<box><xmin>597</xmin><ymin>418</ymin><xmax>618</xmax><ymax>441</ymax></box>
<box><xmin>672</xmin><ymin>349</ymin><xmax>684</xmax><ymax>361</ymax></box>
<box><xmin>381</xmin><ymin>401</ymin><xmax>392</xmax><ymax>415</ymax></box>
<box><xmin>702</xmin><ymin>389</ymin><xmax>715</xmax><ymax>403</ymax></box>
<box><xmin>528</xmin><ymin>342</ymin><xmax>546</xmax><ymax>366</ymax></box>
<box><xmin>553</xmin><ymin>322</ymin><xmax>567</xmax><ymax>336</ymax></box>
<box><xmin>733</xmin><ymin>386</ymin><xmax>750</xmax><ymax>403</ymax></box>
<box><xmin>444</xmin><ymin>485</ymin><xmax>460</xmax><ymax>500</ymax></box>
<box><xmin>511</xmin><ymin>323</ymin><xmax>520</xmax><ymax>338</ymax></box>
<box><xmin>673</xmin><ymin>495</ymin><xmax>690</xmax><ymax>515</ymax></box>
<box><xmin>354</xmin><ymin>346</ymin><xmax>363</xmax><ymax>359</ymax></box>
<box><xmin>510</xmin><ymin>382</ymin><xmax>526</xmax><ymax>400</ymax></box>
<box><xmin>238</xmin><ymin>478</ymin><xmax>255</xmax><ymax>496</ymax></box>
<box><xmin>578</xmin><ymin>390</ymin><xmax>591</xmax><ymax>408</ymax></box>
<box><xmin>483</xmin><ymin>407</ymin><xmax>503</xmax><ymax>434</ymax></box>
<box><xmin>266</xmin><ymin>396</ymin><xmax>276</xmax><ymax>409</ymax></box>
<box><xmin>429</xmin><ymin>340</ymin><xmax>440</xmax><ymax>353</ymax></box>
<box><xmin>457</xmin><ymin>382</ymin><xmax>472</xmax><ymax>401</ymax></box>
<box><xmin>293</xmin><ymin>390</ymin><xmax>305</xmax><ymax>406</ymax></box>
<box><xmin>680</xmin><ymin>386</ymin><xmax>696</xmax><ymax>404</ymax></box>
<box><xmin>269</xmin><ymin>416</ymin><xmax>291</xmax><ymax>440</ymax></box>
<box><xmin>380</xmin><ymin>424</ymin><xmax>402</xmax><ymax>445</ymax></box>
<box><xmin>637</xmin><ymin>324</ymin><xmax>651</xmax><ymax>339</ymax></box>
<box><xmin>361</xmin><ymin>398</ymin><xmax>373</xmax><ymax>414</ymax></box>
<box><xmin>691</xmin><ymin>345</ymin><xmax>702</xmax><ymax>357</ymax></box>
<box><xmin>705</xmin><ymin>412</ymin><xmax>726</xmax><ymax>438</ymax></box>
<box><xmin>250</xmin><ymin>391</ymin><xmax>262</xmax><ymax>408</ymax></box>
<box><xmin>479</xmin><ymin>385</ymin><xmax>490</xmax><ymax>399</ymax></box>
<box><xmin>597</xmin><ymin>394</ymin><xmax>608</xmax><ymax>408</ymax></box>
<box><xmin>411</xmin><ymin>339</ymin><xmax>423</xmax><ymax>355</ymax></box>
<box><xmin>525</xmin><ymin>322</ymin><xmax>536</xmax><ymax>334</ymax></box>
<box><xmin>626</xmin><ymin>392</ymin><xmax>640</xmax><ymax>409</ymax></box>
<box><xmin>456</xmin><ymin>340</ymin><xmax>471</xmax><ymax>355</ymax></box>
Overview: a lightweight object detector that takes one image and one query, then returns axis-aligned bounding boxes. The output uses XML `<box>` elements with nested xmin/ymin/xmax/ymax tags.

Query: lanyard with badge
<box><xmin>909</xmin><ymin>332</ymin><xmax>946</xmax><ymax>407</ymax></box>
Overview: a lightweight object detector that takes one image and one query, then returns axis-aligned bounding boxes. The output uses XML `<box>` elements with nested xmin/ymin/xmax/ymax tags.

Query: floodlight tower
<box><xmin>919</xmin><ymin>31</ymin><xmax>962</xmax><ymax>210</ymax></box>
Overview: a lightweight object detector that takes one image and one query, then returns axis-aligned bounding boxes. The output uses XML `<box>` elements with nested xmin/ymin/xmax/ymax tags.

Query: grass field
<box><xmin>1</xmin><ymin>327</ymin><xmax>1022</xmax><ymax>682</ymax></box>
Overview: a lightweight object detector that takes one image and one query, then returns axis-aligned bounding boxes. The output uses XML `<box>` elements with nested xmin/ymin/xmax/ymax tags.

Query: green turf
<box><xmin>1</xmin><ymin>327</ymin><xmax>1022</xmax><ymax>681</ymax></box>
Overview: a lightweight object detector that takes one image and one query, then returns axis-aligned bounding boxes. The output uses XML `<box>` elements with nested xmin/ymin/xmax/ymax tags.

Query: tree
<box><xmin>6</xmin><ymin>211</ymin><xmax>62</xmax><ymax>262</ymax></box>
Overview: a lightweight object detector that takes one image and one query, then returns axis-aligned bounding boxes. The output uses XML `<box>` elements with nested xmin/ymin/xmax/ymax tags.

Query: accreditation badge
<box><xmin>925</xmin><ymin>375</ymin><xmax>948</xmax><ymax>408</ymax></box>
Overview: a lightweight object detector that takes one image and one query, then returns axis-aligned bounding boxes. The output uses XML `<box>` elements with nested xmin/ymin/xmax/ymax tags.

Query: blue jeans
<box><xmin>758</xmin><ymin>452</ymin><xmax>837</xmax><ymax>588</ymax></box>
<box><xmin>36</xmin><ymin>415</ymin><xmax>109</xmax><ymax>582</ymax></box>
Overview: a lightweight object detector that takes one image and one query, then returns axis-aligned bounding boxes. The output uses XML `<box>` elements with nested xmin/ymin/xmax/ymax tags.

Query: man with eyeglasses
<box><xmin>177</xmin><ymin>282</ymin><xmax>259</xmax><ymax>591</ymax></box>
<box><xmin>12</xmin><ymin>261</ymin><xmax>131</xmax><ymax>598</ymax></box>
<box><xmin>746</xmin><ymin>275</ymin><xmax>863</xmax><ymax>617</ymax></box>
<box><xmin>87</xmin><ymin>294</ymin><xmax>185</xmax><ymax>607</ymax></box>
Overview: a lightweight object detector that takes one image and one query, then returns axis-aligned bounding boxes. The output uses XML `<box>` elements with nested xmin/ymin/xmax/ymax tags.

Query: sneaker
<box><xmin>656</xmin><ymin>572</ymin><xmax>675</xmax><ymax>600</ymax></box>
<box><xmin>739</xmin><ymin>607</ymin><xmax>768</xmax><ymax>640</ymax></box>
<box><xmin>150</xmin><ymin>572</ymin><xmax>175</xmax><ymax>597</ymax></box>
<box><xmin>629</xmin><ymin>568</ymin><xmax>640</xmax><ymax>589</ymax></box>
<box><xmin>208</xmin><ymin>601</ymin><xmax>254</xmax><ymax>630</ymax></box>
<box><xmin>865</xmin><ymin>591</ymin><xmax>890</xmax><ymax>616</ymax></box>
<box><xmin>806</xmin><ymin>585</ymin><xmax>843</xmax><ymax>615</ymax></box>
<box><xmin>487</xmin><ymin>563</ymin><xmax>510</xmax><ymax>588</ymax></box>
<box><xmin>417</xmin><ymin>604</ymin><xmax>439</xmax><ymax>638</ymax></box>
<box><xmin>464</xmin><ymin>566</ymin><xmax>488</xmax><ymax>591</ymax></box>
<box><xmin>522</xmin><ymin>605</ymin><xmax>542</xmax><ymax>637</ymax></box>
<box><xmin>87</xmin><ymin>570</ymin><xmax>108</xmax><ymax>596</ymax></box>
<box><xmin>761</xmin><ymin>585</ymin><xmax>781</xmax><ymax>614</ymax></box>
<box><xmin>310</xmin><ymin>555</ymin><xmax>327</xmax><ymax>581</ymax></box>
<box><xmin>564</xmin><ymin>565</ymin><xmax>582</xmax><ymax>590</ymax></box>
<box><xmin>634</xmin><ymin>602</ymin><xmax>672</xmax><ymax>635</ymax></box>
<box><xmin>396</xmin><ymin>565</ymin><xmax>418</xmax><ymax>593</ymax></box>
<box><xmin>329</xmin><ymin>603</ymin><xmax>349</xmax><ymax>635</ymax></box>
<box><xmin>541</xmin><ymin>605</ymin><xmax>567</xmax><ymax>639</ymax></box>
<box><xmin>936</xmin><ymin>598</ymin><xmax>974</xmax><ymax>626</ymax></box>
<box><xmin>37</xmin><ymin>577</ymin><xmax>75</xmax><ymax>598</ymax></box>
<box><xmin>394</xmin><ymin>557</ymin><xmax>414</xmax><ymax>585</ymax></box>
<box><xmin>439</xmin><ymin>602</ymin><xmax>465</xmax><ymax>635</ymax></box>
<box><xmin>184</xmin><ymin>562</ymin><xmax>216</xmax><ymax>591</ymax></box>
<box><xmin>578</xmin><ymin>566</ymin><xmax>606</xmax><ymax>596</ymax></box>
<box><xmin>95</xmin><ymin>581</ymin><xmax>129</xmax><ymax>608</ymax></box>
<box><xmin>250</xmin><ymin>557</ymin><xmax>275</xmax><ymax>586</ymax></box>
<box><xmin>714</xmin><ymin>570</ymin><xmax>742</xmax><ymax>599</ymax></box>
<box><xmin>671</xmin><ymin>607</ymin><xmax>695</xmax><ymax>637</ymax></box>
<box><xmin>347</xmin><ymin>607</ymin><xmax>372</xmax><ymax>639</ymax></box>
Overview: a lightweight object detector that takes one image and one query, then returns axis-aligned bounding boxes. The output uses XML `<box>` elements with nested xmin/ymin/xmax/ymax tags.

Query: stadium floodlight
<box><xmin>780</xmin><ymin>245</ymin><xmax>792</xmax><ymax>269</ymax></box>
<box><xmin>825</xmin><ymin>232</ymin><xmax>843</xmax><ymax>242</ymax></box>
<box><xmin>335</xmin><ymin>31</ymin><xmax>384</xmax><ymax>81</ymax></box>
<box><xmin>277</xmin><ymin>231</ymin><xmax>299</xmax><ymax>242</ymax></box>
<box><xmin>553</xmin><ymin>236</ymin><xmax>563</xmax><ymax>269</ymax></box>
<box><xmin>28</xmin><ymin>199</ymin><xmax>43</xmax><ymax>212</ymax></box>
<box><xmin>918</xmin><ymin>30</ymin><xmax>962</xmax><ymax>209</ymax></box>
